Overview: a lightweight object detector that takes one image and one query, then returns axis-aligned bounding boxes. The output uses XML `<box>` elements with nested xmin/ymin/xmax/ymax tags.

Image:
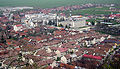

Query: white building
<box><xmin>13</xmin><ymin>24</ymin><xmax>23</xmax><ymax>31</ymax></box>
<box><xmin>58</xmin><ymin>15</ymin><xmax>87</xmax><ymax>28</ymax></box>
<box><xmin>23</xmin><ymin>13</ymin><xmax>65</xmax><ymax>26</ymax></box>
<box><xmin>25</xmin><ymin>19</ymin><xmax>38</xmax><ymax>28</ymax></box>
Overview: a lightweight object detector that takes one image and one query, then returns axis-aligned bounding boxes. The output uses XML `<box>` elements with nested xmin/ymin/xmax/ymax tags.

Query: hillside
<box><xmin>0</xmin><ymin>0</ymin><xmax>120</xmax><ymax>8</ymax></box>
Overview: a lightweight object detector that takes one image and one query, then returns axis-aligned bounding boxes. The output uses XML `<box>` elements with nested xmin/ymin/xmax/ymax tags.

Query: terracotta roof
<box><xmin>50</xmin><ymin>47</ymin><xmax>58</xmax><ymax>50</ymax></box>
<box><xmin>65</xmin><ymin>54</ymin><xmax>71</xmax><ymax>59</ymax></box>
<box><xmin>36</xmin><ymin>59</ymin><xmax>53</xmax><ymax>66</ymax></box>
<box><xmin>34</xmin><ymin>43</ymin><xmax>43</xmax><ymax>49</ymax></box>
<box><xmin>24</xmin><ymin>54</ymin><xmax>43</xmax><ymax>62</ymax></box>
<box><xmin>16</xmin><ymin>24</ymin><xmax>22</xmax><ymax>27</ymax></box>
<box><xmin>57</xmin><ymin>48</ymin><xmax>68</xmax><ymax>52</ymax></box>
<box><xmin>36</xmin><ymin>49</ymin><xmax>46</xmax><ymax>55</ymax></box>
<box><xmin>83</xmin><ymin>54</ymin><xmax>102</xmax><ymax>60</ymax></box>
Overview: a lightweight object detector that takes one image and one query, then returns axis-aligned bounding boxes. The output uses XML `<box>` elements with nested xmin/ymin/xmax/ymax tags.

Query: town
<box><xmin>0</xmin><ymin>3</ymin><xmax>120</xmax><ymax>69</ymax></box>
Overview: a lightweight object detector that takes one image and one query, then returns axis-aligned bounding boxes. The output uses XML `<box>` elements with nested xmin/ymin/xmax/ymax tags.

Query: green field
<box><xmin>59</xmin><ymin>7</ymin><xmax>120</xmax><ymax>15</ymax></box>
<box><xmin>0</xmin><ymin>0</ymin><xmax>120</xmax><ymax>8</ymax></box>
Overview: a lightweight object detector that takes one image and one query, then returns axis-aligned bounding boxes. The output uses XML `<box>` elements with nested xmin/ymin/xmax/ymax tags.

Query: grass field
<box><xmin>60</xmin><ymin>7</ymin><xmax>120</xmax><ymax>15</ymax></box>
<box><xmin>0</xmin><ymin>0</ymin><xmax>120</xmax><ymax>8</ymax></box>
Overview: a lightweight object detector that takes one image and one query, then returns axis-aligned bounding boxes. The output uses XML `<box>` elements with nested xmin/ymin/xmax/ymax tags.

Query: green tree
<box><xmin>56</xmin><ymin>57</ymin><xmax>61</xmax><ymax>61</ymax></box>
<box><xmin>58</xmin><ymin>24</ymin><xmax>63</xmax><ymax>27</ymax></box>
<box><xmin>91</xmin><ymin>21</ymin><xmax>95</xmax><ymax>25</ymax></box>
<box><xmin>0</xmin><ymin>35</ymin><xmax>6</xmax><ymax>44</ymax></box>
<box><xmin>65</xmin><ymin>25</ymin><xmax>70</xmax><ymax>29</ymax></box>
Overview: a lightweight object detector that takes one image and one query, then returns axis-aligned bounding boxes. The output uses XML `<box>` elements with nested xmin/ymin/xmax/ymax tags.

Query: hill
<box><xmin>0</xmin><ymin>0</ymin><xmax>120</xmax><ymax>8</ymax></box>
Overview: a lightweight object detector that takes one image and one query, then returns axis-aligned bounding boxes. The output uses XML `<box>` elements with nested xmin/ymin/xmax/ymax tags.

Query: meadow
<box><xmin>58</xmin><ymin>7</ymin><xmax>119</xmax><ymax>15</ymax></box>
<box><xmin>0</xmin><ymin>0</ymin><xmax>120</xmax><ymax>8</ymax></box>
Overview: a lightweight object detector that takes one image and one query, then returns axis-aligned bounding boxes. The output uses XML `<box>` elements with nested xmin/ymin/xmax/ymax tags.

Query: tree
<box><xmin>12</xmin><ymin>16</ymin><xmax>15</xmax><ymax>21</ymax></box>
<box><xmin>0</xmin><ymin>35</ymin><xmax>6</xmax><ymax>44</ymax></box>
<box><xmin>56</xmin><ymin>57</ymin><xmax>61</xmax><ymax>61</ymax></box>
<box><xmin>48</xmin><ymin>20</ymin><xmax>53</xmax><ymax>25</ymax></box>
<box><xmin>58</xmin><ymin>24</ymin><xmax>63</xmax><ymax>27</ymax></box>
<box><xmin>65</xmin><ymin>25</ymin><xmax>68</xmax><ymax>28</ymax></box>
<box><xmin>6</xmin><ymin>26</ymin><xmax>11</xmax><ymax>30</ymax></box>
<box><xmin>91</xmin><ymin>21</ymin><xmax>95</xmax><ymax>25</ymax></box>
<box><xmin>70</xmin><ymin>50</ymin><xmax>74</xmax><ymax>54</ymax></box>
<box><xmin>65</xmin><ymin>25</ymin><xmax>70</xmax><ymax>29</ymax></box>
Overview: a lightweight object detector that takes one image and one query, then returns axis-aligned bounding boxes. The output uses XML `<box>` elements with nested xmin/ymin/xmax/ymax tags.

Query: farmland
<box><xmin>58</xmin><ymin>7</ymin><xmax>120</xmax><ymax>15</ymax></box>
<box><xmin>0</xmin><ymin>0</ymin><xmax>120</xmax><ymax>8</ymax></box>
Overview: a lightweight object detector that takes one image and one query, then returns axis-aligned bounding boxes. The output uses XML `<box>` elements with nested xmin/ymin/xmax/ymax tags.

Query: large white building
<box><xmin>58</xmin><ymin>15</ymin><xmax>87</xmax><ymax>28</ymax></box>
<box><xmin>23</xmin><ymin>14</ymin><xmax>86</xmax><ymax>28</ymax></box>
<box><xmin>22</xmin><ymin>13</ymin><xmax>65</xmax><ymax>26</ymax></box>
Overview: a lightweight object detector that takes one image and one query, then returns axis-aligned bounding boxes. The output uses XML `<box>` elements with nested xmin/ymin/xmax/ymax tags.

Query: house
<box><xmin>13</xmin><ymin>24</ymin><xmax>23</xmax><ymax>31</ymax></box>
<box><xmin>61</xmin><ymin>56</ymin><xmax>67</xmax><ymax>64</ymax></box>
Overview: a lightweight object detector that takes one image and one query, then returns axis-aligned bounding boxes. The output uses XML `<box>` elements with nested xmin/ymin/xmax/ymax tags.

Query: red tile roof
<box><xmin>83</xmin><ymin>54</ymin><xmax>102</xmax><ymax>60</ymax></box>
<box><xmin>57</xmin><ymin>48</ymin><xmax>68</xmax><ymax>52</ymax></box>
<box><xmin>16</xmin><ymin>24</ymin><xmax>22</xmax><ymax>27</ymax></box>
